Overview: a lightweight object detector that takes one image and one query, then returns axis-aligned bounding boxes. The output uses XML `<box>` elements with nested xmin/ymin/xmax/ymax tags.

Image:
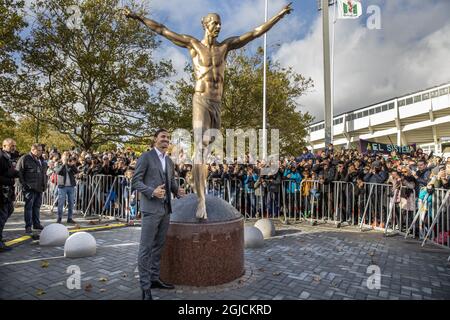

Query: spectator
<box><xmin>243</xmin><ymin>166</ymin><xmax>258</xmax><ymax>217</ymax></box>
<box><xmin>54</xmin><ymin>152</ymin><xmax>78</xmax><ymax>224</ymax></box>
<box><xmin>413</xmin><ymin>159</ymin><xmax>431</xmax><ymax>194</ymax></box>
<box><xmin>364</xmin><ymin>162</ymin><xmax>388</xmax><ymax>184</ymax></box>
<box><xmin>296</xmin><ymin>147</ymin><xmax>315</xmax><ymax>162</ymax></box>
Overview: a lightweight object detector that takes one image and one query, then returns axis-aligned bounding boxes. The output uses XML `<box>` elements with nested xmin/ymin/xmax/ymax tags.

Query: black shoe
<box><xmin>0</xmin><ymin>242</ymin><xmax>12</xmax><ymax>252</ymax></box>
<box><xmin>151</xmin><ymin>279</ymin><xmax>175</xmax><ymax>290</ymax></box>
<box><xmin>57</xmin><ymin>218</ymin><xmax>62</xmax><ymax>224</ymax></box>
<box><xmin>142</xmin><ymin>289</ymin><xmax>153</xmax><ymax>300</ymax></box>
<box><xmin>33</xmin><ymin>224</ymin><xmax>44</xmax><ymax>230</ymax></box>
<box><xmin>67</xmin><ymin>219</ymin><xmax>76</xmax><ymax>224</ymax></box>
<box><xmin>25</xmin><ymin>227</ymin><xmax>32</xmax><ymax>234</ymax></box>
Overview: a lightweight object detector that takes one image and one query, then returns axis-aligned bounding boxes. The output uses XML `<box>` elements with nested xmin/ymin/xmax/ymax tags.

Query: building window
<box><xmin>388</xmin><ymin>103</ymin><xmax>395</xmax><ymax>110</ymax></box>
<box><xmin>422</xmin><ymin>92</ymin><xmax>430</xmax><ymax>100</ymax></box>
<box><xmin>369</xmin><ymin>108</ymin><xmax>375</xmax><ymax>115</ymax></box>
<box><xmin>363</xmin><ymin>110</ymin><xmax>369</xmax><ymax>117</ymax></box>
<box><xmin>375</xmin><ymin>106</ymin><xmax>381</xmax><ymax>113</ymax></box>
<box><xmin>382</xmin><ymin>105</ymin><xmax>388</xmax><ymax>112</ymax></box>
<box><xmin>440</xmin><ymin>87</ymin><xmax>449</xmax><ymax>96</ymax></box>
<box><xmin>430</xmin><ymin>90</ymin><xmax>439</xmax><ymax>98</ymax></box>
<box><xmin>398</xmin><ymin>99</ymin><xmax>406</xmax><ymax>107</ymax></box>
<box><xmin>405</xmin><ymin>97</ymin><xmax>413</xmax><ymax>105</ymax></box>
<box><xmin>414</xmin><ymin>95</ymin><xmax>422</xmax><ymax>103</ymax></box>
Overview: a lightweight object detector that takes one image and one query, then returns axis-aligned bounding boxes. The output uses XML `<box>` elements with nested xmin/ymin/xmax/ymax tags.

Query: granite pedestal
<box><xmin>160</xmin><ymin>194</ymin><xmax>244</xmax><ymax>286</ymax></box>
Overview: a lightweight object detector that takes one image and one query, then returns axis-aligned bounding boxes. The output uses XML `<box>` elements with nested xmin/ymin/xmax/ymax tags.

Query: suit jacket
<box><xmin>131</xmin><ymin>148</ymin><xmax>179</xmax><ymax>214</ymax></box>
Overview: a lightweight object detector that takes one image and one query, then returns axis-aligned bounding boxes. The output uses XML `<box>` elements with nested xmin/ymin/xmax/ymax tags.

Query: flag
<box><xmin>337</xmin><ymin>0</ymin><xmax>362</xmax><ymax>19</ymax></box>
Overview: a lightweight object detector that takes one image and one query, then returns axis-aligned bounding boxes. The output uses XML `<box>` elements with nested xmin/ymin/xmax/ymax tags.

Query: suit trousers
<box><xmin>138</xmin><ymin>207</ymin><xmax>170</xmax><ymax>291</ymax></box>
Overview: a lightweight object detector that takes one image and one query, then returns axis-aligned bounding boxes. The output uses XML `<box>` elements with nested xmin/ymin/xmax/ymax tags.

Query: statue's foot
<box><xmin>195</xmin><ymin>203</ymin><xmax>208</xmax><ymax>220</ymax></box>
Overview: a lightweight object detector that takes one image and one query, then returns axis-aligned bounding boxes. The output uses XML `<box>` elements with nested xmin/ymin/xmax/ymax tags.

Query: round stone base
<box><xmin>160</xmin><ymin>194</ymin><xmax>244</xmax><ymax>287</ymax></box>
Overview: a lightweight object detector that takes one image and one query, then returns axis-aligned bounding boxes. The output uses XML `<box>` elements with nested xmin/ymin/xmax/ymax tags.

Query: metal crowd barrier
<box><xmin>419</xmin><ymin>188</ymin><xmax>450</xmax><ymax>249</ymax></box>
<box><xmin>13</xmin><ymin>173</ymin><xmax>450</xmax><ymax>249</ymax></box>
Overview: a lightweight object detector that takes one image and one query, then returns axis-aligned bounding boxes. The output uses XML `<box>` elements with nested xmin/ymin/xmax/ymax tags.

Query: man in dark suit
<box><xmin>131</xmin><ymin>128</ymin><xmax>185</xmax><ymax>300</ymax></box>
<box><xmin>16</xmin><ymin>143</ymin><xmax>47</xmax><ymax>234</ymax></box>
<box><xmin>0</xmin><ymin>138</ymin><xmax>20</xmax><ymax>252</ymax></box>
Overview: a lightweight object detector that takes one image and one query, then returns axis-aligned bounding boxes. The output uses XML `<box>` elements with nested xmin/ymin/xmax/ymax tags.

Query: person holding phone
<box><xmin>54</xmin><ymin>152</ymin><xmax>78</xmax><ymax>224</ymax></box>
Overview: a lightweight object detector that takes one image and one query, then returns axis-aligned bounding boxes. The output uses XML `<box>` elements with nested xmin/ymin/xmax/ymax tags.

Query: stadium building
<box><xmin>306</xmin><ymin>82</ymin><xmax>450</xmax><ymax>157</ymax></box>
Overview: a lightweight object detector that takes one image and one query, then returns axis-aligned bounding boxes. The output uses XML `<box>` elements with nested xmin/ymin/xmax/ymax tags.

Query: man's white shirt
<box><xmin>155</xmin><ymin>147</ymin><xmax>166</xmax><ymax>172</ymax></box>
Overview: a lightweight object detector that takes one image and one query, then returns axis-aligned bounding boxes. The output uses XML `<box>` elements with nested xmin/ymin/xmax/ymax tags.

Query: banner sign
<box><xmin>359</xmin><ymin>139</ymin><xmax>416</xmax><ymax>154</ymax></box>
<box><xmin>337</xmin><ymin>0</ymin><xmax>362</xmax><ymax>19</ymax></box>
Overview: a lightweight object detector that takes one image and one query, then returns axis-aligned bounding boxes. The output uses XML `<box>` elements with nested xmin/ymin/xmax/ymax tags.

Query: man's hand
<box><xmin>152</xmin><ymin>184</ymin><xmax>166</xmax><ymax>199</ymax></box>
<box><xmin>177</xmin><ymin>187</ymin><xmax>186</xmax><ymax>198</ymax></box>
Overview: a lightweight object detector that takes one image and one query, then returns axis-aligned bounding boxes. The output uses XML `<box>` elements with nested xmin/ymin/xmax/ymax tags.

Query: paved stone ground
<box><xmin>1</xmin><ymin>216</ymin><xmax>449</xmax><ymax>300</ymax></box>
<box><xmin>2</xmin><ymin>205</ymin><xmax>124</xmax><ymax>243</ymax></box>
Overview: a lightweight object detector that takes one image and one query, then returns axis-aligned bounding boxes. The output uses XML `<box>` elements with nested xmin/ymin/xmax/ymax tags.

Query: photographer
<box><xmin>363</xmin><ymin>161</ymin><xmax>388</xmax><ymax>184</ymax></box>
<box><xmin>99</xmin><ymin>155</ymin><xmax>115</xmax><ymax>176</ymax></box>
<box><xmin>243</xmin><ymin>166</ymin><xmax>258</xmax><ymax>217</ymax></box>
<box><xmin>413</xmin><ymin>159</ymin><xmax>431</xmax><ymax>195</ymax></box>
<box><xmin>433</xmin><ymin>164</ymin><xmax>449</xmax><ymax>189</ymax></box>
<box><xmin>54</xmin><ymin>152</ymin><xmax>78</xmax><ymax>224</ymax></box>
<box><xmin>87</xmin><ymin>157</ymin><xmax>101</xmax><ymax>176</ymax></box>
<box><xmin>266</xmin><ymin>167</ymin><xmax>283</xmax><ymax>218</ymax></box>
<box><xmin>0</xmin><ymin>139</ymin><xmax>19</xmax><ymax>252</ymax></box>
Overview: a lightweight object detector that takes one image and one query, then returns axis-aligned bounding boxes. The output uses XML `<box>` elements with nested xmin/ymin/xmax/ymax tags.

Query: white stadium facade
<box><xmin>306</xmin><ymin>82</ymin><xmax>450</xmax><ymax>157</ymax></box>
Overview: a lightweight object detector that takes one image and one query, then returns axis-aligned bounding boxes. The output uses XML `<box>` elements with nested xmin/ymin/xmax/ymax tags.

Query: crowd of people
<box><xmin>1</xmin><ymin>138</ymin><xmax>450</xmax><ymax>252</ymax></box>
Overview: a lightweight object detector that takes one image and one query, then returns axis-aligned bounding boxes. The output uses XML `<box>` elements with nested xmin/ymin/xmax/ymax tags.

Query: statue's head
<box><xmin>201</xmin><ymin>13</ymin><xmax>221</xmax><ymax>38</ymax></box>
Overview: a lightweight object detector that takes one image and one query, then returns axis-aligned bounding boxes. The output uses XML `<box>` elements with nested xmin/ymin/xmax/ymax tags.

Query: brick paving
<box><xmin>2</xmin><ymin>205</ymin><xmax>124</xmax><ymax>243</ymax></box>
<box><xmin>1</xmin><ymin>217</ymin><xmax>449</xmax><ymax>300</ymax></box>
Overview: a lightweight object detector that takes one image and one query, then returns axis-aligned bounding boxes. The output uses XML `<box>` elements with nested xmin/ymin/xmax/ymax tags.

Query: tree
<box><xmin>0</xmin><ymin>107</ymin><xmax>16</xmax><ymax>141</ymax></box>
<box><xmin>165</xmin><ymin>48</ymin><xmax>314</xmax><ymax>156</ymax></box>
<box><xmin>0</xmin><ymin>0</ymin><xmax>27</xmax><ymax>97</ymax></box>
<box><xmin>5</xmin><ymin>0</ymin><xmax>174</xmax><ymax>150</ymax></box>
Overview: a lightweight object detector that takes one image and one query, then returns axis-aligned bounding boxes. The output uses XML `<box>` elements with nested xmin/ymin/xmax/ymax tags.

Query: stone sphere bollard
<box><xmin>244</xmin><ymin>226</ymin><xmax>264</xmax><ymax>248</ymax></box>
<box><xmin>39</xmin><ymin>223</ymin><xmax>69</xmax><ymax>246</ymax></box>
<box><xmin>64</xmin><ymin>232</ymin><xmax>97</xmax><ymax>258</ymax></box>
<box><xmin>254</xmin><ymin>219</ymin><xmax>276</xmax><ymax>239</ymax></box>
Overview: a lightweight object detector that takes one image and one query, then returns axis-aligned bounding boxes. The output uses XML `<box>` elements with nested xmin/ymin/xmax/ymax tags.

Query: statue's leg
<box><xmin>193</xmin><ymin>162</ymin><xmax>208</xmax><ymax>219</ymax></box>
<box><xmin>192</xmin><ymin>95</ymin><xmax>211</xmax><ymax>220</ymax></box>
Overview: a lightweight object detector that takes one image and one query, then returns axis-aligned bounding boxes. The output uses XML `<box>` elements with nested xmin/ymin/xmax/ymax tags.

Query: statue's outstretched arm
<box><xmin>224</xmin><ymin>3</ymin><xmax>293</xmax><ymax>50</ymax></box>
<box><xmin>123</xmin><ymin>7</ymin><xmax>195</xmax><ymax>48</ymax></box>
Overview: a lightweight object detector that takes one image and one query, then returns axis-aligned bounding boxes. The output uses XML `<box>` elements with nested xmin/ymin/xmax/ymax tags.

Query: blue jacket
<box><xmin>296</xmin><ymin>152</ymin><xmax>315</xmax><ymax>162</ymax></box>
<box><xmin>244</xmin><ymin>173</ymin><xmax>259</xmax><ymax>193</ymax></box>
<box><xmin>283</xmin><ymin>169</ymin><xmax>302</xmax><ymax>193</ymax></box>
<box><xmin>363</xmin><ymin>170</ymin><xmax>388</xmax><ymax>184</ymax></box>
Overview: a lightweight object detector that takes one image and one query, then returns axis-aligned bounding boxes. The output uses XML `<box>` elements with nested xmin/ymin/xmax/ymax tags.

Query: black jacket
<box><xmin>0</xmin><ymin>149</ymin><xmax>19</xmax><ymax>203</ymax></box>
<box><xmin>55</xmin><ymin>164</ymin><xmax>78</xmax><ymax>187</ymax></box>
<box><xmin>16</xmin><ymin>153</ymin><xmax>48</xmax><ymax>193</ymax></box>
<box><xmin>268</xmin><ymin>171</ymin><xmax>282</xmax><ymax>193</ymax></box>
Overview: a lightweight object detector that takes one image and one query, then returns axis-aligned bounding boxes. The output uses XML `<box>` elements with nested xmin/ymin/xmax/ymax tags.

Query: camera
<box><xmin>1</xmin><ymin>185</ymin><xmax>11</xmax><ymax>200</ymax></box>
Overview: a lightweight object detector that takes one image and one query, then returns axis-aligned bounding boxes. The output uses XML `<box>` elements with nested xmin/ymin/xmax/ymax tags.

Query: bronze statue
<box><xmin>123</xmin><ymin>3</ymin><xmax>292</xmax><ymax>219</ymax></box>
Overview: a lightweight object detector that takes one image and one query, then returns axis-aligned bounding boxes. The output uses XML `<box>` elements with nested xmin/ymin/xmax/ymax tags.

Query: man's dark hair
<box><xmin>418</xmin><ymin>159</ymin><xmax>426</xmax><ymax>165</ymax></box>
<box><xmin>154</xmin><ymin>128</ymin><xmax>169</xmax><ymax>138</ymax></box>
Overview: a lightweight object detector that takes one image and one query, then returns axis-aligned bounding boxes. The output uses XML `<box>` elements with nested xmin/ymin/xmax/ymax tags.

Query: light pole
<box><xmin>321</xmin><ymin>0</ymin><xmax>333</xmax><ymax>147</ymax></box>
<box><xmin>262</xmin><ymin>0</ymin><xmax>268</xmax><ymax>161</ymax></box>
